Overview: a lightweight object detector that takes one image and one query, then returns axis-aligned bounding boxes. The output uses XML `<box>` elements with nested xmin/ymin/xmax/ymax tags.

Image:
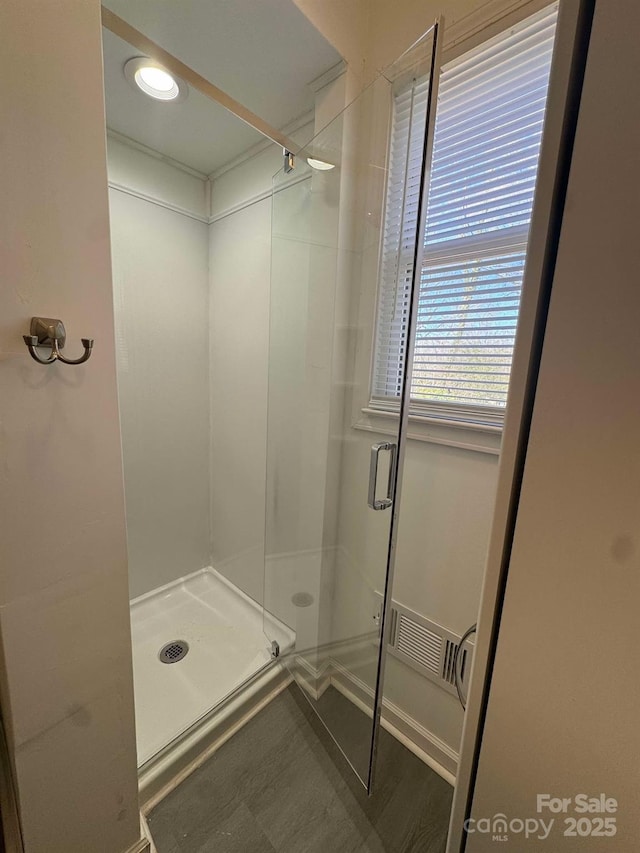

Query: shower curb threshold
<box><xmin>139</xmin><ymin>663</ymin><xmax>293</xmax><ymax>812</ymax></box>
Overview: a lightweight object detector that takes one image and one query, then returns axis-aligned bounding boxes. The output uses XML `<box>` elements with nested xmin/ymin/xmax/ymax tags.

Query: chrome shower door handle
<box><xmin>368</xmin><ymin>441</ymin><xmax>397</xmax><ymax>510</ymax></box>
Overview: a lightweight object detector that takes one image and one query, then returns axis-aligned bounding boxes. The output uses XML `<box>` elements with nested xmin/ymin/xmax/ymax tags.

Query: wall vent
<box><xmin>380</xmin><ymin>596</ymin><xmax>474</xmax><ymax>698</ymax></box>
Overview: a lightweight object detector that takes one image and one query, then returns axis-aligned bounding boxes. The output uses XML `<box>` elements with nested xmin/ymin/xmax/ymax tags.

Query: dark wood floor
<box><xmin>148</xmin><ymin>684</ymin><xmax>453</xmax><ymax>853</ymax></box>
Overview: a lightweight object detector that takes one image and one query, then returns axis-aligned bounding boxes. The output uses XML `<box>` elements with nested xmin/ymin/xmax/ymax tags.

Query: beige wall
<box><xmin>291</xmin><ymin>0</ymin><xmax>369</xmax><ymax>79</ymax></box>
<box><xmin>0</xmin><ymin>1</ymin><xmax>140</xmax><ymax>851</ymax></box>
<box><xmin>293</xmin><ymin>0</ymin><xmax>551</xmax><ymax>83</ymax></box>
<box><xmin>467</xmin><ymin>1</ymin><xmax>640</xmax><ymax>848</ymax></box>
<box><xmin>369</xmin><ymin>0</ymin><xmax>548</xmax><ymax>71</ymax></box>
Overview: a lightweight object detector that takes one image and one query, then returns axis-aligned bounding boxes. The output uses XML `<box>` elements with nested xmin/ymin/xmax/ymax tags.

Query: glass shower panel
<box><xmin>264</xmin><ymin>24</ymin><xmax>441</xmax><ymax>790</ymax></box>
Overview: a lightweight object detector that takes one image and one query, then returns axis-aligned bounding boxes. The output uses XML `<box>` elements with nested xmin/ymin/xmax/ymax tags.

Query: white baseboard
<box><xmin>330</xmin><ymin>662</ymin><xmax>458</xmax><ymax>786</ymax></box>
<box><xmin>140</xmin><ymin>813</ymin><xmax>157</xmax><ymax>853</ymax></box>
<box><xmin>284</xmin><ymin>651</ymin><xmax>458</xmax><ymax>784</ymax></box>
<box><xmin>291</xmin><ymin>654</ymin><xmax>332</xmax><ymax>701</ymax></box>
<box><xmin>124</xmin><ymin>835</ymin><xmax>150</xmax><ymax>853</ymax></box>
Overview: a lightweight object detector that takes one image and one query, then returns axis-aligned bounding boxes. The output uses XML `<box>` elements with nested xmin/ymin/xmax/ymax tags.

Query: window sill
<box><xmin>354</xmin><ymin>407</ymin><xmax>502</xmax><ymax>455</ymax></box>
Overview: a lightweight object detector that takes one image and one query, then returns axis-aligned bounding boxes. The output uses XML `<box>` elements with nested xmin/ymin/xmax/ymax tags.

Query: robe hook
<box><xmin>23</xmin><ymin>317</ymin><xmax>94</xmax><ymax>365</ymax></box>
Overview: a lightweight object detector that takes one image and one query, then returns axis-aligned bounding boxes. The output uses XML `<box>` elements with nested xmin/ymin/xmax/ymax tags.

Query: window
<box><xmin>371</xmin><ymin>5</ymin><xmax>558</xmax><ymax>427</ymax></box>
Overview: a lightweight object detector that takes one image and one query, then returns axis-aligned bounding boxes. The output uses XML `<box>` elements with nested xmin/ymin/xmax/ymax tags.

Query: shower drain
<box><xmin>158</xmin><ymin>640</ymin><xmax>189</xmax><ymax>664</ymax></box>
<box><xmin>291</xmin><ymin>591</ymin><xmax>314</xmax><ymax>608</ymax></box>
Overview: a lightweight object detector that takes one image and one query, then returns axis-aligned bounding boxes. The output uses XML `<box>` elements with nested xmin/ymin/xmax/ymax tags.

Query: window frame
<box><xmin>367</xmin><ymin>4</ymin><xmax>558</xmax><ymax>433</ymax></box>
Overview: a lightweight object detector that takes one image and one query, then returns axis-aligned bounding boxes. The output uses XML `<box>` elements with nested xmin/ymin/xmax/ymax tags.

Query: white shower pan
<box><xmin>130</xmin><ymin>567</ymin><xmax>295</xmax><ymax>766</ymax></box>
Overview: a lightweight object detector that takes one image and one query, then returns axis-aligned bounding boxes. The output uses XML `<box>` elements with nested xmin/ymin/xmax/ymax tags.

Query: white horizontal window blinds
<box><xmin>372</xmin><ymin>76</ymin><xmax>431</xmax><ymax>400</ymax></box>
<box><xmin>372</xmin><ymin>5</ymin><xmax>558</xmax><ymax>424</ymax></box>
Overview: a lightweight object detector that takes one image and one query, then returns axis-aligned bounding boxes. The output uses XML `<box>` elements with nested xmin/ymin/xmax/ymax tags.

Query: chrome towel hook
<box><xmin>23</xmin><ymin>317</ymin><xmax>94</xmax><ymax>365</ymax></box>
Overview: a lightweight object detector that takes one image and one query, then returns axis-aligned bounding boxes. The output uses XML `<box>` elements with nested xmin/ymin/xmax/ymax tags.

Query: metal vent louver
<box><xmin>396</xmin><ymin>614</ymin><xmax>442</xmax><ymax>676</ymax></box>
<box><xmin>381</xmin><ymin>596</ymin><xmax>474</xmax><ymax>697</ymax></box>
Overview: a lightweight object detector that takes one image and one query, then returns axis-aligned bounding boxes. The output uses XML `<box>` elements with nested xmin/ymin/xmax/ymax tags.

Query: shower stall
<box><xmin>102</xmin><ymin>0</ymin><xmax>558</xmax><ymax>811</ymax></box>
<box><xmin>108</xmin><ymin>21</ymin><xmax>444</xmax><ymax>787</ymax></box>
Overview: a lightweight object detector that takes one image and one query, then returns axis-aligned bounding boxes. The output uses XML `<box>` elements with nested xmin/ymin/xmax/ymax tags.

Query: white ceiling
<box><xmin>102</xmin><ymin>0</ymin><xmax>342</xmax><ymax>175</ymax></box>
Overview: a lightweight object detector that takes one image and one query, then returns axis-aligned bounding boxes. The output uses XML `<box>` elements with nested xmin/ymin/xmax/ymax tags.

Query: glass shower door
<box><xmin>264</xmin><ymin>21</ymin><xmax>443</xmax><ymax>791</ymax></box>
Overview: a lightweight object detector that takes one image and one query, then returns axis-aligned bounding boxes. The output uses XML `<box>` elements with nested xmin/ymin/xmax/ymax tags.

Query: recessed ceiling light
<box><xmin>124</xmin><ymin>57</ymin><xmax>188</xmax><ymax>102</ymax></box>
<box><xmin>307</xmin><ymin>157</ymin><xmax>336</xmax><ymax>171</ymax></box>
